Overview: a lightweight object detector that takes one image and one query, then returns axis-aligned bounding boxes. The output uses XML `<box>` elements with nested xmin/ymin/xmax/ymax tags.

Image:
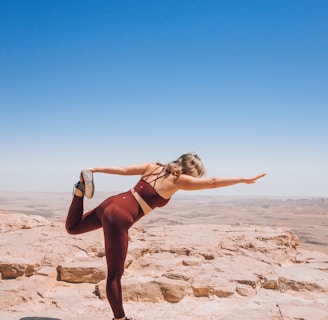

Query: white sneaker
<box><xmin>81</xmin><ymin>170</ymin><xmax>95</xmax><ymax>199</ymax></box>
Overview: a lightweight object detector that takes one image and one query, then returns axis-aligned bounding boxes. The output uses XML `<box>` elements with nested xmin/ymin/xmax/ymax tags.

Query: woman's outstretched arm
<box><xmin>176</xmin><ymin>173</ymin><xmax>266</xmax><ymax>191</ymax></box>
<box><xmin>89</xmin><ymin>163</ymin><xmax>151</xmax><ymax>175</ymax></box>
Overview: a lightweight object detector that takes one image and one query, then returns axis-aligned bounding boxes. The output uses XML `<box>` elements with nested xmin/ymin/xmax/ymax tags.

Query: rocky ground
<box><xmin>1</xmin><ymin>208</ymin><xmax>327</xmax><ymax>320</ymax></box>
<box><xmin>0</xmin><ymin>192</ymin><xmax>328</xmax><ymax>320</ymax></box>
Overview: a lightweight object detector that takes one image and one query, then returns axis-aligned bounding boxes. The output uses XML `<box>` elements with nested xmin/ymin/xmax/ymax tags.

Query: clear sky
<box><xmin>1</xmin><ymin>0</ymin><xmax>327</xmax><ymax>197</ymax></box>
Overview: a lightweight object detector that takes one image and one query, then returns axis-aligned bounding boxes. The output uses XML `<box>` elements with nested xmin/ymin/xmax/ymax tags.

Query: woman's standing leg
<box><xmin>102</xmin><ymin>210</ymin><xmax>130</xmax><ymax>319</ymax></box>
<box><xmin>97</xmin><ymin>190</ymin><xmax>144</xmax><ymax>320</ymax></box>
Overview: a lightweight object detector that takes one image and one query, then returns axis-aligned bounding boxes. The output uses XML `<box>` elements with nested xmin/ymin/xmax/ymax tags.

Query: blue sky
<box><xmin>1</xmin><ymin>0</ymin><xmax>327</xmax><ymax>197</ymax></box>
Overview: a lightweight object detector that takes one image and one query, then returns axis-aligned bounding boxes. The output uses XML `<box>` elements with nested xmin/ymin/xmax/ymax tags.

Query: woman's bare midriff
<box><xmin>130</xmin><ymin>189</ymin><xmax>153</xmax><ymax>215</ymax></box>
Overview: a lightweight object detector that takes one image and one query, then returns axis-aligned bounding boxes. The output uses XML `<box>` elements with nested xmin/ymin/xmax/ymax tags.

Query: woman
<box><xmin>66</xmin><ymin>152</ymin><xmax>266</xmax><ymax>320</ymax></box>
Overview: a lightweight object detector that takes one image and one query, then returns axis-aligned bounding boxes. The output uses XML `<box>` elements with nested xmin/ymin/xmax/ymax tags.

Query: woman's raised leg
<box><xmin>65</xmin><ymin>183</ymin><xmax>102</xmax><ymax>234</ymax></box>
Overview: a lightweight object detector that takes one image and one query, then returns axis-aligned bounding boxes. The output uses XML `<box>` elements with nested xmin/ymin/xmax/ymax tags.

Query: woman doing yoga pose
<box><xmin>66</xmin><ymin>152</ymin><xmax>266</xmax><ymax>320</ymax></box>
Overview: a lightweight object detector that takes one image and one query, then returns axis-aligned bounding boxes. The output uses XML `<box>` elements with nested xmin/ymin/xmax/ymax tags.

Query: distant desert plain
<box><xmin>1</xmin><ymin>191</ymin><xmax>327</xmax><ymax>253</ymax></box>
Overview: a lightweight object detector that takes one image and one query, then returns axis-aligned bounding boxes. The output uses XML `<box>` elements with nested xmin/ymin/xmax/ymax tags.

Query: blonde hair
<box><xmin>159</xmin><ymin>152</ymin><xmax>205</xmax><ymax>178</ymax></box>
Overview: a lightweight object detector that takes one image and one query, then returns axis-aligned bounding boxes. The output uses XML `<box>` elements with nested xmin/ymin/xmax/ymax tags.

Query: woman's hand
<box><xmin>243</xmin><ymin>173</ymin><xmax>266</xmax><ymax>184</ymax></box>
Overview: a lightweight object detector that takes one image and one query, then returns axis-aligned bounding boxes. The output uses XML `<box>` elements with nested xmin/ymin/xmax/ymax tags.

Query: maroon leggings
<box><xmin>66</xmin><ymin>191</ymin><xmax>144</xmax><ymax>319</ymax></box>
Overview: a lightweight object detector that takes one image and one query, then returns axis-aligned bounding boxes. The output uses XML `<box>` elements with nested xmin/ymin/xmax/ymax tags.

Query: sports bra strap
<box><xmin>142</xmin><ymin>166</ymin><xmax>167</xmax><ymax>188</ymax></box>
<box><xmin>142</xmin><ymin>166</ymin><xmax>160</xmax><ymax>179</ymax></box>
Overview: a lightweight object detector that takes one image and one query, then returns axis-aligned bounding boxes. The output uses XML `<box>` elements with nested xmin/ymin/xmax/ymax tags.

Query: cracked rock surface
<box><xmin>1</xmin><ymin>211</ymin><xmax>327</xmax><ymax>320</ymax></box>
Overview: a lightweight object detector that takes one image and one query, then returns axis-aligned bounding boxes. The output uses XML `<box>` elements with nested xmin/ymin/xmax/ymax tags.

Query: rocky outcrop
<box><xmin>1</xmin><ymin>213</ymin><xmax>327</xmax><ymax>320</ymax></box>
<box><xmin>57</xmin><ymin>259</ymin><xmax>107</xmax><ymax>283</ymax></box>
<box><xmin>0</xmin><ymin>258</ymin><xmax>41</xmax><ymax>279</ymax></box>
<box><xmin>95</xmin><ymin>276</ymin><xmax>189</xmax><ymax>303</ymax></box>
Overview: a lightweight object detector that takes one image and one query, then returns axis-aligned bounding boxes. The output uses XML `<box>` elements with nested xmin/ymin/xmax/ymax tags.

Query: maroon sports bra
<box><xmin>133</xmin><ymin>167</ymin><xmax>170</xmax><ymax>209</ymax></box>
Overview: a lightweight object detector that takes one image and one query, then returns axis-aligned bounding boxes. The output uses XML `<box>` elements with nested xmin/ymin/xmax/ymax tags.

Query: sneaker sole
<box><xmin>81</xmin><ymin>170</ymin><xmax>95</xmax><ymax>199</ymax></box>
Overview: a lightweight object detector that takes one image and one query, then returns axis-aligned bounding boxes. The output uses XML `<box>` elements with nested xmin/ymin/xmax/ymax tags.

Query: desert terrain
<box><xmin>0</xmin><ymin>191</ymin><xmax>327</xmax><ymax>320</ymax></box>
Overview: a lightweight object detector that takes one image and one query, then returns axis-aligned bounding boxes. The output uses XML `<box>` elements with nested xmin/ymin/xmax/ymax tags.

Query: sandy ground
<box><xmin>0</xmin><ymin>191</ymin><xmax>327</xmax><ymax>254</ymax></box>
